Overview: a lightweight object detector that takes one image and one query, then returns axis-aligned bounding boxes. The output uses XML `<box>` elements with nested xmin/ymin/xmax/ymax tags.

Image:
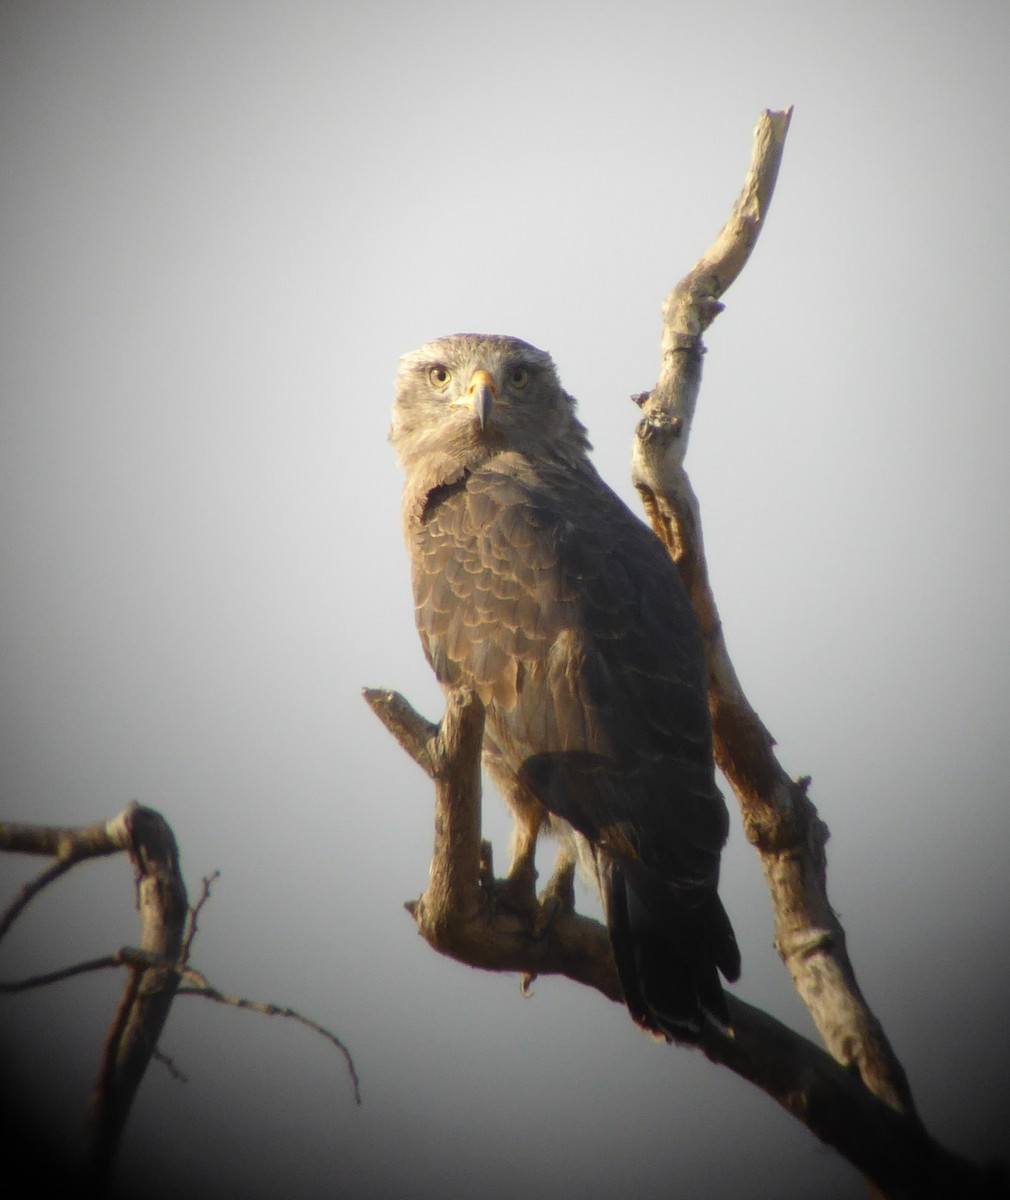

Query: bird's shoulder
<box><xmin>410</xmin><ymin>451</ymin><xmax>700</xmax><ymax>696</ymax></box>
<box><xmin>416</xmin><ymin>451</ymin><xmax>659</xmax><ymax>558</ymax></box>
<box><xmin>411</xmin><ymin>451</ymin><xmax>670</xmax><ymax>614</ymax></box>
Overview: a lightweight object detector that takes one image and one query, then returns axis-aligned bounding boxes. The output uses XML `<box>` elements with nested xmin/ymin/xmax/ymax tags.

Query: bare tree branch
<box><xmin>176</xmin><ymin>967</ymin><xmax>362</xmax><ymax>1106</ymax></box>
<box><xmin>0</xmin><ymin>940</ymin><xmax>363</xmax><ymax>1106</ymax></box>
<box><xmin>0</xmin><ymin>803</ymin><xmax>179</xmax><ymax>1180</ymax></box>
<box><xmin>0</xmin><ymin>803</ymin><xmax>359</xmax><ymax>1181</ymax></box>
<box><xmin>364</xmin><ymin>686</ymin><xmax>620</xmax><ymax>998</ymax></box>
<box><xmin>0</xmin><ymin>810</ymin><xmax>130</xmax><ymax>941</ymax></box>
<box><xmin>84</xmin><ymin>804</ymin><xmax>188</xmax><ymax>1182</ymax></box>
<box><xmin>0</xmin><ymin>950</ymin><xmax>135</xmax><ymax>992</ymax></box>
<box><xmin>365</xmin><ymin>110</ymin><xmax>1008</xmax><ymax>1198</ymax></box>
<box><xmin>181</xmin><ymin>869</ymin><xmax>221</xmax><ymax>965</ymax></box>
<box><xmin>629</xmin><ymin>106</ymin><xmax>916</xmax><ymax>1119</ymax></box>
<box><xmin>365</xmin><ymin>681</ymin><xmax>1003</xmax><ymax>1198</ymax></box>
<box><xmin>706</xmin><ymin>998</ymin><xmax>1006</xmax><ymax>1198</ymax></box>
<box><xmin>152</xmin><ymin>1046</ymin><xmax>189</xmax><ymax>1083</ymax></box>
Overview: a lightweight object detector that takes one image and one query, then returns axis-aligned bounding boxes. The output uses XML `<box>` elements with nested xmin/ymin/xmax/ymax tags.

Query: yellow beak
<box><xmin>464</xmin><ymin>369</ymin><xmax>495</xmax><ymax>430</ymax></box>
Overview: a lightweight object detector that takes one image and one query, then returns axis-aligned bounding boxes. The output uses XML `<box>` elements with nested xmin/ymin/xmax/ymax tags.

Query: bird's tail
<box><xmin>599</xmin><ymin>854</ymin><xmax>740</xmax><ymax>1043</ymax></box>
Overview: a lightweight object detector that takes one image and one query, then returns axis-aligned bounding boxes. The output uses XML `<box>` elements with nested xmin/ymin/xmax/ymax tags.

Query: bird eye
<box><xmin>428</xmin><ymin>364</ymin><xmax>451</xmax><ymax>389</ymax></box>
<box><xmin>509</xmin><ymin>366</ymin><xmax>530</xmax><ymax>389</ymax></box>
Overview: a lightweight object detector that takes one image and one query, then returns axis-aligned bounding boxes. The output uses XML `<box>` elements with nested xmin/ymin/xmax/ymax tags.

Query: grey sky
<box><xmin>2</xmin><ymin>2</ymin><xmax>1008</xmax><ymax>1197</ymax></box>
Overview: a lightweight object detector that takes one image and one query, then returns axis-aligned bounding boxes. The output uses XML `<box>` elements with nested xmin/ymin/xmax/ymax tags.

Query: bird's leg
<box><xmin>494</xmin><ymin>815</ymin><xmax>540</xmax><ymax>918</ymax></box>
<box><xmin>533</xmin><ymin>843</ymin><xmax>577</xmax><ymax>938</ymax></box>
<box><xmin>480</xmin><ymin>759</ymin><xmax>545</xmax><ymax>918</ymax></box>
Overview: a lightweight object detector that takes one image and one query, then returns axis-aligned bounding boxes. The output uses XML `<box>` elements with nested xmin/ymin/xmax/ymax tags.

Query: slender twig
<box><xmin>181</xmin><ymin>870</ymin><xmax>221</xmax><ymax>965</ymax></box>
<box><xmin>0</xmin><ymin>938</ymin><xmax>363</xmax><ymax>1106</ymax></box>
<box><xmin>177</xmin><ymin>969</ymin><xmax>362</xmax><ymax>1106</ymax></box>
<box><xmin>152</xmin><ymin>1047</ymin><xmax>189</xmax><ymax>1083</ymax></box>
<box><xmin>0</xmin><ymin>857</ymin><xmax>86</xmax><ymax>942</ymax></box>
<box><xmin>0</xmin><ymin>950</ymin><xmax>134</xmax><ymax>992</ymax></box>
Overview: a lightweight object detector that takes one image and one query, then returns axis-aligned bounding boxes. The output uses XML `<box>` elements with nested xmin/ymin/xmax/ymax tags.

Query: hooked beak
<box><xmin>464</xmin><ymin>368</ymin><xmax>495</xmax><ymax>431</ymax></box>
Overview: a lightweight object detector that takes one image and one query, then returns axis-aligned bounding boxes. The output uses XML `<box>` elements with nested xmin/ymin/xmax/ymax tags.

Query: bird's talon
<box><xmin>478</xmin><ymin>840</ymin><xmax>496</xmax><ymax>891</ymax></box>
<box><xmin>490</xmin><ymin>870</ymin><xmax>539</xmax><ymax>919</ymax></box>
<box><xmin>532</xmin><ymin>894</ymin><xmax>559</xmax><ymax>939</ymax></box>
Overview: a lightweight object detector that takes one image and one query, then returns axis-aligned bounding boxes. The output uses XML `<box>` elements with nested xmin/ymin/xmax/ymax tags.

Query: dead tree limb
<box><xmin>629</xmin><ymin>106</ymin><xmax>916</xmax><ymax>1118</ymax></box>
<box><xmin>0</xmin><ymin>812</ymin><xmax>128</xmax><ymax>940</ymax></box>
<box><xmin>0</xmin><ymin>801</ymin><xmax>360</xmax><ymax>1184</ymax></box>
<box><xmin>0</xmin><ymin>802</ymin><xmax>188</xmax><ymax>1181</ymax></box>
<box><xmin>366</xmin><ymin>110</ymin><xmax>1008</xmax><ymax>1197</ymax></box>
<box><xmin>362</xmin><ymin>688</ymin><xmax>619</xmax><ymax>999</ymax></box>
<box><xmin>365</xmin><ymin>681</ymin><xmax>1002</xmax><ymax>1197</ymax></box>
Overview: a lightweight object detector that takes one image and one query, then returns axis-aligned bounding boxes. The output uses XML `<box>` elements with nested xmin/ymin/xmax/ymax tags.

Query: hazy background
<box><xmin>2</xmin><ymin>2</ymin><xmax>1008</xmax><ymax>1197</ymax></box>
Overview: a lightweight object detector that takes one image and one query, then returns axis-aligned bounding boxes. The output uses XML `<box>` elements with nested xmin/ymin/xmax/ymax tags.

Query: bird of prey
<box><xmin>391</xmin><ymin>333</ymin><xmax>739</xmax><ymax>1041</ymax></box>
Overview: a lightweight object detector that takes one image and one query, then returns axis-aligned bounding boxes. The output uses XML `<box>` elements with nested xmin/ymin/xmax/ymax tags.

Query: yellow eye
<box><xmin>509</xmin><ymin>366</ymin><xmax>530</xmax><ymax>389</ymax></box>
<box><xmin>428</xmin><ymin>364</ymin><xmax>451</xmax><ymax>389</ymax></box>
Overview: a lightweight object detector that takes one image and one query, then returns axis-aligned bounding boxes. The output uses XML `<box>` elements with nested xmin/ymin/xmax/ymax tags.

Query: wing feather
<box><xmin>411</xmin><ymin>458</ymin><xmax>727</xmax><ymax>886</ymax></box>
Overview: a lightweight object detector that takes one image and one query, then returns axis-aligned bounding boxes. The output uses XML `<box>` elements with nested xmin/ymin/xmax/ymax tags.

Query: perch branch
<box><xmin>365</xmin><ymin>108</ymin><xmax>1010</xmax><ymax>1196</ymax></box>
<box><xmin>364</xmin><ymin>682</ymin><xmax>1000</xmax><ymax>1197</ymax></box>
<box><xmin>364</xmin><ymin>686</ymin><xmax>621</xmax><ymax>999</ymax></box>
<box><xmin>630</xmin><ymin>106</ymin><xmax>917</xmax><ymax>1117</ymax></box>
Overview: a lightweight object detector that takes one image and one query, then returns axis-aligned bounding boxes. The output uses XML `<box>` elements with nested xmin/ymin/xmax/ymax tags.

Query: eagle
<box><xmin>391</xmin><ymin>333</ymin><xmax>739</xmax><ymax>1041</ymax></box>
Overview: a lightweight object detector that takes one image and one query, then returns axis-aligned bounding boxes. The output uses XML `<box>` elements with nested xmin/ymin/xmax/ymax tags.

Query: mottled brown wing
<box><xmin>410</xmin><ymin>457</ymin><xmax>729</xmax><ymax>891</ymax></box>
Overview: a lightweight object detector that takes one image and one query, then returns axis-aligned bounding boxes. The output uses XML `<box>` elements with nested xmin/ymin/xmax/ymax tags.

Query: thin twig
<box><xmin>0</xmin><ymin>857</ymin><xmax>86</xmax><ymax>942</ymax></box>
<box><xmin>0</xmin><ymin>950</ymin><xmax>133</xmax><ymax>992</ymax></box>
<box><xmin>177</xmin><ymin>971</ymin><xmax>362</xmax><ymax>1106</ymax></box>
<box><xmin>181</xmin><ymin>870</ymin><xmax>220</xmax><ymax>965</ymax></box>
<box><xmin>152</xmin><ymin>1047</ymin><xmax>189</xmax><ymax>1083</ymax></box>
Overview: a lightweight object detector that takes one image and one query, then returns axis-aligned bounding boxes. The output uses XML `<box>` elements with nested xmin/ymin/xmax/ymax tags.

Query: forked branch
<box><xmin>1</xmin><ymin>802</ymin><xmax>189</xmax><ymax>1181</ymax></box>
<box><xmin>366</xmin><ymin>109</ymin><xmax>1007</xmax><ymax>1197</ymax></box>
<box><xmin>362</xmin><ymin>687</ymin><xmax>619</xmax><ymax>998</ymax></box>
<box><xmin>0</xmin><ymin>802</ymin><xmax>360</xmax><ymax>1182</ymax></box>
<box><xmin>364</xmin><ymin>682</ymin><xmax>999</xmax><ymax>1197</ymax></box>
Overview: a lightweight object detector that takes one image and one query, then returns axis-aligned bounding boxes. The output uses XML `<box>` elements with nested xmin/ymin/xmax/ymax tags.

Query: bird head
<box><xmin>390</xmin><ymin>334</ymin><xmax>590</xmax><ymax>488</ymax></box>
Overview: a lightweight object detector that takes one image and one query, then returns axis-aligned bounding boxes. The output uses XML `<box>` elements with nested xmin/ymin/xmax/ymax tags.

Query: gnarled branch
<box><xmin>366</xmin><ymin>110</ymin><xmax>1007</xmax><ymax>1198</ymax></box>
<box><xmin>365</xmin><ymin>683</ymin><xmax>1001</xmax><ymax>1197</ymax></box>
<box><xmin>363</xmin><ymin>687</ymin><xmax>619</xmax><ymax>998</ymax></box>
<box><xmin>1</xmin><ymin>802</ymin><xmax>359</xmax><ymax>1182</ymax></box>
<box><xmin>630</xmin><ymin>106</ymin><xmax>915</xmax><ymax>1118</ymax></box>
<box><xmin>1</xmin><ymin>802</ymin><xmax>188</xmax><ymax>1181</ymax></box>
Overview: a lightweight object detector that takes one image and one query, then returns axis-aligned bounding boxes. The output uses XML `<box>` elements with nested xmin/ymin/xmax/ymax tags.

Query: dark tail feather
<box><xmin>599</xmin><ymin>855</ymin><xmax>739</xmax><ymax>1042</ymax></box>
